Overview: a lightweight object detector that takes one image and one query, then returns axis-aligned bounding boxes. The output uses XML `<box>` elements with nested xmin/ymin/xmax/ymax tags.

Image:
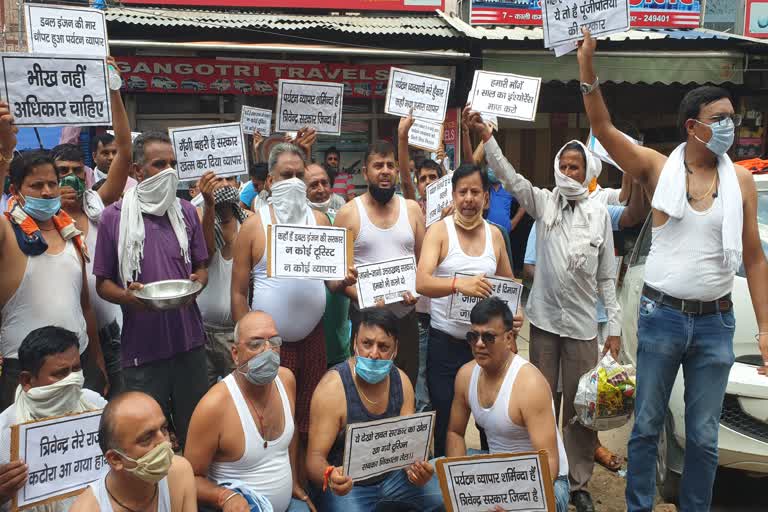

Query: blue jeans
<box><xmin>286</xmin><ymin>498</ymin><xmax>311</xmax><ymax>511</ymax></box>
<box><xmin>317</xmin><ymin>465</ymin><xmax>445</xmax><ymax>511</ymax></box>
<box><xmin>415</xmin><ymin>313</ymin><xmax>432</xmax><ymax>412</ymax></box>
<box><xmin>626</xmin><ymin>295</ymin><xmax>735</xmax><ymax>512</ymax></box>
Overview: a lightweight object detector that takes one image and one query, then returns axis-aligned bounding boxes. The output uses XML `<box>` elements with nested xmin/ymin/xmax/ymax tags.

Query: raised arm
<box><xmin>461</xmin><ymin>121</ymin><xmax>474</xmax><ymax>166</ymax></box>
<box><xmin>397</xmin><ymin>115</ymin><xmax>418</xmax><ymax>201</ymax></box>
<box><xmin>578</xmin><ymin>30</ymin><xmax>666</xmax><ymax>185</ymax></box>
<box><xmin>0</xmin><ymin>101</ymin><xmax>16</xmax><ymax>201</ymax></box>
<box><xmin>97</xmin><ymin>58</ymin><xmax>131</xmax><ymax>206</ymax></box>
<box><xmin>294</xmin><ymin>127</ymin><xmax>317</xmax><ymax>162</ymax></box>
<box><xmin>618</xmin><ymin>178</ymin><xmax>650</xmax><ymax>229</ymax></box>
<box><xmin>197</xmin><ymin>172</ymin><xmax>218</xmax><ymax>261</ymax></box>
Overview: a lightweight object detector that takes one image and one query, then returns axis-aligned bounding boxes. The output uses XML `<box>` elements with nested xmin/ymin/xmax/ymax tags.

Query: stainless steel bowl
<box><xmin>133</xmin><ymin>279</ymin><xmax>204</xmax><ymax>311</ymax></box>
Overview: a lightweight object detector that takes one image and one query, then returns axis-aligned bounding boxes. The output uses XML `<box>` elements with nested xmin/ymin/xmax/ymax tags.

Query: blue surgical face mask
<box><xmin>22</xmin><ymin>195</ymin><xmax>61</xmax><ymax>221</ymax></box>
<box><xmin>238</xmin><ymin>349</ymin><xmax>280</xmax><ymax>386</ymax></box>
<box><xmin>354</xmin><ymin>347</ymin><xmax>395</xmax><ymax>384</ymax></box>
<box><xmin>486</xmin><ymin>168</ymin><xmax>500</xmax><ymax>185</ymax></box>
<box><xmin>694</xmin><ymin>118</ymin><xmax>734</xmax><ymax>156</ymax></box>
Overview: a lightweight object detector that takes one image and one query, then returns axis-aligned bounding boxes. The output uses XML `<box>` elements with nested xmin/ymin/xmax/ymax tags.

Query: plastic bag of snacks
<box><xmin>573</xmin><ymin>353</ymin><xmax>635</xmax><ymax>431</ymax></box>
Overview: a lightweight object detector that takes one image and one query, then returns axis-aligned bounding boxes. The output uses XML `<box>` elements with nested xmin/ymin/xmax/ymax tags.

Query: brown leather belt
<box><xmin>642</xmin><ymin>284</ymin><xmax>732</xmax><ymax>316</ymax></box>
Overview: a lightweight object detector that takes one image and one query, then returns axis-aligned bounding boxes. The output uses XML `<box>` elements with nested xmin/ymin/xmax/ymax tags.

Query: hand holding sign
<box><xmin>0</xmin><ymin>102</ymin><xmax>18</xmax><ymax>158</ymax></box>
<box><xmin>406</xmin><ymin>460</ymin><xmax>435</xmax><ymax>486</ymax></box>
<box><xmin>462</xmin><ymin>107</ymin><xmax>492</xmax><ymax>142</ymax></box>
<box><xmin>0</xmin><ymin>460</ymin><xmax>27</xmax><ymax>502</ymax></box>
<box><xmin>456</xmin><ymin>274</ymin><xmax>493</xmax><ymax>298</ymax></box>
<box><xmin>328</xmin><ymin>467</ymin><xmax>353</xmax><ymax>496</ymax></box>
<box><xmin>577</xmin><ymin>29</ymin><xmax>598</xmax><ymax>63</ymax></box>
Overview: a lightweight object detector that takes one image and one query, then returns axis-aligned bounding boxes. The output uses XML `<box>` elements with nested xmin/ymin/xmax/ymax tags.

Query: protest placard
<box><xmin>541</xmin><ymin>0</ymin><xmax>631</xmax><ymax>48</ymax></box>
<box><xmin>168</xmin><ymin>122</ymin><xmax>247</xmax><ymax>181</ymax></box>
<box><xmin>0</xmin><ymin>54</ymin><xmax>111</xmax><ymax>127</ymax></box>
<box><xmin>449</xmin><ymin>273</ymin><xmax>522</xmax><ymax>324</ymax></box>
<box><xmin>409</xmin><ymin>119</ymin><xmax>443</xmax><ymax>152</ymax></box>
<box><xmin>436</xmin><ymin>451</ymin><xmax>556</xmax><ymax>512</ymax></box>
<box><xmin>586</xmin><ymin>129</ymin><xmax>641</xmax><ymax>171</ymax></box>
<box><xmin>11</xmin><ymin>410</ymin><xmax>107</xmax><ymax>510</ymax></box>
<box><xmin>355</xmin><ymin>256</ymin><xmax>418</xmax><ymax>310</ymax></box>
<box><xmin>425</xmin><ymin>173</ymin><xmax>453</xmax><ymax>228</ymax></box>
<box><xmin>469</xmin><ymin>71</ymin><xmax>542</xmax><ymax>123</ymax></box>
<box><xmin>241</xmin><ymin>106</ymin><xmax>272</xmax><ymax>137</ymax></box>
<box><xmin>276</xmin><ymin>80</ymin><xmax>343</xmax><ymax>136</ymax></box>
<box><xmin>24</xmin><ymin>4</ymin><xmax>109</xmax><ymax>57</ymax></box>
<box><xmin>384</xmin><ymin>68</ymin><xmax>451</xmax><ymax>123</ymax></box>
<box><xmin>343</xmin><ymin>412</ymin><xmax>435</xmax><ymax>481</ymax></box>
<box><xmin>267</xmin><ymin>224</ymin><xmax>351</xmax><ymax>281</ymax></box>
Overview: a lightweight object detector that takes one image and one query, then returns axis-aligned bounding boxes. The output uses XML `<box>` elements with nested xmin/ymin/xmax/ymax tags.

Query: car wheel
<box><xmin>657</xmin><ymin>415</ymin><xmax>682</xmax><ymax>503</ymax></box>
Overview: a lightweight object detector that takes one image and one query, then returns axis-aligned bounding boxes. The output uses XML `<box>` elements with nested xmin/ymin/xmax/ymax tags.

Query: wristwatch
<box><xmin>580</xmin><ymin>76</ymin><xmax>599</xmax><ymax>95</ymax></box>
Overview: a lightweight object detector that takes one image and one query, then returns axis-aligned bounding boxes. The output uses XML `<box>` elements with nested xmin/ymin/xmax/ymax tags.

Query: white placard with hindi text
<box><xmin>384</xmin><ymin>68</ymin><xmax>450</xmax><ymax>123</ymax></box>
<box><xmin>268</xmin><ymin>224</ymin><xmax>348</xmax><ymax>280</ymax></box>
<box><xmin>1</xmin><ymin>54</ymin><xmax>111</xmax><ymax>127</ymax></box>
<box><xmin>436</xmin><ymin>452</ymin><xmax>555</xmax><ymax>512</ymax></box>
<box><xmin>469</xmin><ymin>71</ymin><xmax>542</xmax><ymax>123</ymax></box>
<box><xmin>24</xmin><ymin>4</ymin><xmax>109</xmax><ymax>57</ymax></box>
<box><xmin>241</xmin><ymin>106</ymin><xmax>272</xmax><ymax>137</ymax></box>
<box><xmin>355</xmin><ymin>256</ymin><xmax>418</xmax><ymax>310</ymax></box>
<box><xmin>541</xmin><ymin>0</ymin><xmax>630</xmax><ymax>49</ymax></box>
<box><xmin>425</xmin><ymin>173</ymin><xmax>453</xmax><ymax>228</ymax></box>
<box><xmin>13</xmin><ymin>410</ymin><xmax>107</xmax><ymax>509</ymax></box>
<box><xmin>343</xmin><ymin>412</ymin><xmax>435</xmax><ymax>481</ymax></box>
<box><xmin>409</xmin><ymin>119</ymin><xmax>442</xmax><ymax>152</ymax></box>
<box><xmin>449</xmin><ymin>273</ymin><xmax>522</xmax><ymax>324</ymax></box>
<box><xmin>276</xmin><ymin>80</ymin><xmax>343</xmax><ymax>136</ymax></box>
<box><xmin>586</xmin><ymin>129</ymin><xmax>641</xmax><ymax>172</ymax></box>
<box><xmin>169</xmin><ymin>122</ymin><xmax>247</xmax><ymax>181</ymax></box>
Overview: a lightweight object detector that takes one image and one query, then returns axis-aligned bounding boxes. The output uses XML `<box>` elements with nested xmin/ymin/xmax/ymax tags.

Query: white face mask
<box><xmin>307</xmin><ymin>196</ymin><xmax>333</xmax><ymax>213</ymax></box>
<box><xmin>136</xmin><ymin>168</ymin><xmax>179</xmax><ymax>216</ymax></box>
<box><xmin>270</xmin><ymin>177</ymin><xmax>310</xmax><ymax>224</ymax></box>
<box><xmin>15</xmin><ymin>370</ymin><xmax>86</xmax><ymax>421</ymax></box>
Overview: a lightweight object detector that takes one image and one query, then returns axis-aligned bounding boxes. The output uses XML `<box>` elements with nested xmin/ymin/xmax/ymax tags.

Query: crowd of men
<box><xmin>0</xmin><ymin>30</ymin><xmax>766</xmax><ymax>512</ymax></box>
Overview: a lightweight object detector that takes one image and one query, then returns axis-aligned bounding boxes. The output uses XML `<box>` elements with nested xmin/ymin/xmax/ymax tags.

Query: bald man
<box><xmin>185</xmin><ymin>311</ymin><xmax>313</xmax><ymax>512</ymax></box>
<box><xmin>71</xmin><ymin>392</ymin><xmax>197</xmax><ymax>511</ymax></box>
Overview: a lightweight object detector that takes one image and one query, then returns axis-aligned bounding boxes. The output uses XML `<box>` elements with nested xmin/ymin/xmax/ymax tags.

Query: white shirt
<box><xmin>485</xmin><ymin>137</ymin><xmax>621</xmax><ymax>339</ymax></box>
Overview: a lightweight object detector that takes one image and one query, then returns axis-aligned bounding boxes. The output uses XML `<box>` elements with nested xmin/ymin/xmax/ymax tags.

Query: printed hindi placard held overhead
<box><xmin>241</xmin><ymin>106</ymin><xmax>272</xmax><ymax>137</ymax></box>
<box><xmin>276</xmin><ymin>80</ymin><xmax>344</xmax><ymax>136</ymax></box>
<box><xmin>384</xmin><ymin>68</ymin><xmax>451</xmax><ymax>123</ymax></box>
<box><xmin>24</xmin><ymin>4</ymin><xmax>109</xmax><ymax>57</ymax></box>
<box><xmin>425</xmin><ymin>173</ymin><xmax>453</xmax><ymax>228</ymax></box>
<box><xmin>267</xmin><ymin>224</ymin><xmax>350</xmax><ymax>281</ymax></box>
<box><xmin>11</xmin><ymin>410</ymin><xmax>108</xmax><ymax>510</ymax></box>
<box><xmin>469</xmin><ymin>71</ymin><xmax>542</xmax><ymax>123</ymax></box>
<box><xmin>343</xmin><ymin>412</ymin><xmax>435</xmax><ymax>481</ymax></box>
<box><xmin>541</xmin><ymin>0</ymin><xmax>631</xmax><ymax>48</ymax></box>
<box><xmin>409</xmin><ymin>119</ymin><xmax>443</xmax><ymax>152</ymax></box>
<box><xmin>436</xmin><ymin>451</ymin><xmax>556</xmax><ymax>512</ymax></box>
<box><xmin>355</xmin><ymin>256</ymin><xmax>418</xmax><ymax>310</ymax></box>
<box><xmin>0</xmin><ymin>54</ymin><xmax>111</xmax><ymax>127</ymax></box>
<box><xmin>449</xmin><ymin>273</ymin><xmax>522</xmax><ymax>324</ymax></box>
<box><xmin>168</xmin><ymin>122</ymin><xmax>247</xmax><ymax>181</ymax></box>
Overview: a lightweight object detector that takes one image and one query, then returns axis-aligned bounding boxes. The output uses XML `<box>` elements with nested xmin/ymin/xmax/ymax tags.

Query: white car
<box><xmin>617</xmin><ymin>172</ymin><xmax>768</xmax><ymax>500</ymax></box>
<box><xmin>151</xmin><ymin>76</ymin><xmax>177</xmax><ymax>90</ymax></box>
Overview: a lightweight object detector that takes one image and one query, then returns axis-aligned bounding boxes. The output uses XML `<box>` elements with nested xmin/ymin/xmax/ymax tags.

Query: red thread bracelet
<box><xmin>323</xmin><ymin>465</ymin><xmax>335</xmax><ymax>492</ymax></box>
<box><xmin>451</xmin><ymin>275</ymin><xmax>457</xmax><ymax>294</ymax></box>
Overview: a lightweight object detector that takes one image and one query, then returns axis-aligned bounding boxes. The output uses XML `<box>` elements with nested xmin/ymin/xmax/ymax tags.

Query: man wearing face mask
<box><xmin>186</xmin><ymin>311</ymin><xmax>315</xmax><ymax>511</ymax></box>
<box><xmin>232</xmin><ymin>143</ymin><xmax>355</xmax><ymax>445</ymax></box>
<box><xmin>0</xmin><ymin>145</ymin><xmax>106</xmax><ymax>410</ymax></box>
<box><xmin>71</xmin><ymin>392</ymin><xmax>197</xmax><ymax>511</ymax></box>
<box><xmin>93</xmin><ymin>131</ymin><xmax>209</xmax><ymax>450</ymax></box>
<box><xmin>307</xmin><ymin>309</ymin><xmax>444</xmax><ymax>511</ymax></box>
<box><xmin>416</xmin><ymin>164</ymin><xmax>518</xmax><ymax>457</ymax></box>
<box><xmin>0</xmin><ymin>326</ymin><xmax>107</xmax><ymax>512</ymax></box>
<box><xmin>334</xmin><ymin>141</ymin><xmax>426</xmax><ymax>386</ymax></box>
<box><xmin>578</xmin><ymin>31</ymin><xmax>768</xmax><ymax>511</ymax></box>
<box><xmin>466</xmin><ymin>106</ymin><xmax>621</xmax><ymax>512</ymax></box>
<box><xmin>306</xmin><ymin>163</ymin><xmax>346</xmax><ymax>218</ymax></box>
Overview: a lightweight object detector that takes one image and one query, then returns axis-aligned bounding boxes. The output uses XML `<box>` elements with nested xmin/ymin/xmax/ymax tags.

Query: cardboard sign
<box><xmin>0</xmin><ymin>54</ymin><xmax>111</xmax><ymax>127</ymax></box>
<box><xmin>385</xmin><ymin>67</ymin><xmax>450</xmax><ymax>123</ymax></box>
<box><xmin>409</xmin><ymin>119</ymin><xmax>443</xmax><ymax>152</ymax></box>
<box><xmin>586</xmin><ymin>129</ymin><xmax>641</xmax><ymax>171</ymax></box>
<box><xmin>241</xmin><ymin>105</ymin><xmax>272</xmax><ymax>137</ymax></box>
<box><xmin>267</xmin><ymin>224</ymin><xmax>350</xmax><ymax>280</ymax></box>
<box><xmin>11</xmin><ymin>410</ymin><xmax>107</xmax><ymax>510</ymax></box>
<box><xmin>469</xmin><ymin>71</ymin><xmax>542</xmax><ymax>123</ymax></box>
<box><xmin>343</xmin><ymin>412</ymin><xmax>435</xmax><ymax>481</ymax></box>
<box><xmin>449</xmin><ymin>273</ymin><xmax>522</xmax><ymax>324</ymax></box>
<box><xmin>169</xmin><ymin>122</ymin><xmax>247</xmax><ymax>181</ymax></box>
<box><xmin>355</xmin><ymin>256</ymin><xmax>418</xmax><ymax>310</ymax></box>
<box><xmin>436</xmin><ymin>451</ymin><xmax>556</xmax><ymax>512</ymax></box>
<box><xmin>24</xmin><ymin>4</ymin><xmax>109</xmax><ymax>57</ymax></box>
<box><xmin>425</xmin><ymin>173</ymin><xmax>453</xmax><ymax>228</ymax></box>
<box><xmin>542</xmin><ymin>0</ymin><xmax>631</xmax><ymax>48</ymax></box>
<box><xmin>276</xmin><ymin>79</ymin><xmax>343</xmax><ymax>135</ymax></box>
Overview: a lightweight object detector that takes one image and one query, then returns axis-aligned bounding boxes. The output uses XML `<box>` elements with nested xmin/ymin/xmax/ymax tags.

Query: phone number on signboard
<box><xmin>632</xmin><ymin>14</ymin><xmax>670</xmax><ymax>23</ymax></box>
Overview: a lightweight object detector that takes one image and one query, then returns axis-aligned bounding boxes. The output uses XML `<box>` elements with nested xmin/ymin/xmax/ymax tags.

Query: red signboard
<box><xmin>745</xmin><ymin>0</ymin><xmax>768</xmax><ymax>38</ymax></box>
<box><xmin>120</xmin><ymin>0</ymin><xmax>443</xmax><ymax>12</ymax></box>
<box><xmin>115</xmin><ymin>57</ymin><xmax>392</xmax><ymax>98</ymax></box>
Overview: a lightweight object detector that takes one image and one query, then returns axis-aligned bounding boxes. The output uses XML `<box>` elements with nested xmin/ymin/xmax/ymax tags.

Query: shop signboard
<box><xmin>470</xmin><ymin>0</ymin><xmax>701</xmax><ymax>28</ymax></box>
<box><xmin>745</xmin><ymin>0</ymin><xmax>768</xmax><ymax>38</ymax></box>
<box><xmin>120</xmin><ymin>0</ymin><xmax>443</xmax><ymax>12</ymax></box>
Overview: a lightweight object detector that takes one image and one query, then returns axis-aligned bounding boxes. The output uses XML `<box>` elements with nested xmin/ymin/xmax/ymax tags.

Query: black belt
<box><xmin>642</xmin><ymin>284</ymin><xmax>732</xmax><ymax>316</ymax></box>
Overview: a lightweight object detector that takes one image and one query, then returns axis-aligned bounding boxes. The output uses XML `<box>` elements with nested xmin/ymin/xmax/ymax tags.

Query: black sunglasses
<box><xmin>466</xmin><ymin>331</ymin><xmax>499</xmax><ymax>346</ymax></box>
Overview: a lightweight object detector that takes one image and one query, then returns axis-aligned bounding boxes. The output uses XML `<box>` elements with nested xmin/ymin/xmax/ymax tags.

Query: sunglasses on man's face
<box><xmin>466</xmin><ymin>331</ymin><xmax>499</xmax><ymax>346</ymax></box>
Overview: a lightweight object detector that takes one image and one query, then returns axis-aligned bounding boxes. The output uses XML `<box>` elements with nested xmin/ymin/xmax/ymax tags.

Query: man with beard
<box><xmin>93</xmin><ymin>131</ymin><xmax>209</xmax><ymax>450</ymax></box>
<box><xmin>0</xmin><ymin>327</ymin><xmax>107</xmax><ymax>511</ymax></box>
<box><xmin>334</xmin><ymin>141</ymin><xmax>426</xmax><ymax>386</ymax></box>
<box><xmin>232</xmin><ymin>143</ymin><xmax>355</xmax><ymax>445</ymax></box>
<box><xmin>90</xmin><ymin>133</ymin><xmax>137</xmax><ymax>194</ymax></box>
